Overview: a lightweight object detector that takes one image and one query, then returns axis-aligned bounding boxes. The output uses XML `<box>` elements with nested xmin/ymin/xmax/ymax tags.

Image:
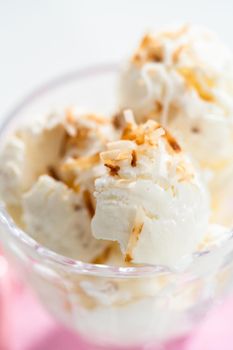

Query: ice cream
<box><xmin>23</xmin><ymin>175</ymin><xmax>108</xmax><ymax>261</ymax></box>
<box><xmin>0</xmin><ymin>119</ymin><xmax>64</xmax><ymax>207</ymax></box>
<box><xmin>0</xmin><ymin>108</ymin><xmax>117</xmax><ymax>261</ymax></box>
<box><xmin>118</xmin><ymin>24</ymin><xmax>233</xmax><ymax>225</ymax></box>
<box><xmin>118</xmin><ymin>24</ymin><xmax>233</xmax><ymax>167</ymax></box>
<box><xmin>92</xmin><ymin>111</ymin><xmax>209</xmax><ymax>266</ymax></box>
<box><xmin>0</xmin><ymin>23</ymin><xmax>233</xmax><ymax>348</ymax></box>
<box><xmin>68</xmin><ymin>221</ymin><xmax>232</xmax><ymax>347</ymax></box>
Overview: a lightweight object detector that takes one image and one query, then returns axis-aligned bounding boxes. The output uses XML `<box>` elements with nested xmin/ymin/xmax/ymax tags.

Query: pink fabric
<box><xmin>1</xmin><ymin>267</ymin><xmax>233</xmax><ymax>350</ymax></box>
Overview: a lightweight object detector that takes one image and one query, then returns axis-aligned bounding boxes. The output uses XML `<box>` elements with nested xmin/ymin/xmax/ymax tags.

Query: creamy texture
<box><xmin>92</xmin><ymin>112</ymin><xmax>209</xmax><ymax>266</ymax></box>
<box><xmin>61</xmin><ymin>223</ymin><xmax>231</xmax><ymax>347</ymax></box>
<box><xmin>93</xmin><ymin>223</ymin><xmax>230</xmax><ymax>267</ymax></box>
<box><xmin>0</xmin><ymin>110</ymin><xmax>116</xmax><ymax>206</ymax></box>
<box><xmin>0</xmin><ymin>108</ymin><xmax>117</xmax><ymax>262</ymax></box>
<box><xmin>23</xmin><ymin>175</ymin><xmax>108</xmax><ymax>261</ymax></box>
<box><xmin>118</xmin><ymin>25</ymin><xmax>233</xmax><ymax>170</ymax></box>
<box><xmin>0</xmin><ymin>25</ymin><xmax>231</xmax><ymax>267</ymax></box>
<box><xmin>0</xmin><ymin>23</ymin><xmax>232</xmax><ymax>349</ymax></box>
<box><xmin>0</xmin><ymin>119</ymin><xmax>65</xmax><ymax>206</ymax></box>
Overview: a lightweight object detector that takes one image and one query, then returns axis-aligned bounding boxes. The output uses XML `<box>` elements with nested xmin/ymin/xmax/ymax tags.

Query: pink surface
<box><xmin>1</xmin><ymin>266</ymin><xmax>233</xmax><ymax>350</ymax></box>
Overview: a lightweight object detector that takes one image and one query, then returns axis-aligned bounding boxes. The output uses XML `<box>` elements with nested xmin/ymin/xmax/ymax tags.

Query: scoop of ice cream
<box><xmin>0</xmin><ymin>109</ymin><xmax>116</xmax><ymax>207</ymax></box>
<box><xmin>23</xmin><ymin>175</ymin><xmax>108</xmax><ymax>261</ymax></box>
<box><xmin>0</xmin><ymin>108</ymin><xmax>117</xmax><ymax>261</ymax></box>
<box><xmin>118</xmin><ymin>24</ymin><xmax>233</xmax><ymax>170</ymax></box>
<box><xmin>92</xmin><ymin>111</ymin><xmax>209</xmax><ymax>266</ymax></box>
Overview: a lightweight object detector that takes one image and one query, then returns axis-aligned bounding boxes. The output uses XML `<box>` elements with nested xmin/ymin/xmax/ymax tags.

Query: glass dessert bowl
<box><xmin>1</xmin><ymin>64</ymin><xmax>233</xmax><ymax>350</ymax></box>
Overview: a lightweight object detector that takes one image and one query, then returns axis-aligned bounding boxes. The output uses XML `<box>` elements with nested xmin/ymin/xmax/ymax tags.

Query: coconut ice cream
<box><xmin>118</xmin><ymin>24</ymin><xmax>233</xmax><ymax>225</ymax></box>
<box><xmin>22</xmin><ymin>175</ymin><xmax>109</xmax><ymax>261</ymax></box>
<box><xmin>0</xmin><ymin>23</ymin><xmax>233</xmax><ymax>347</ymax></box>
<box><xmin>0</xmin><ymin>108</ymin><xmax>117</xmax><ymax>261</ymax></box>
<box><xmin>92</xmin><ymin>111</ymin><xmax>209</xmax><ymax>266</ymax></box>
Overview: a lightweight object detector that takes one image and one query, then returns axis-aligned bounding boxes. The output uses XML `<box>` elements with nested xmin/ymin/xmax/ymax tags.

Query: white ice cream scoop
<box><xmin>0</xmin><ymin>109</ymin><xmax>116</xmax><ymax>206</ymax></box>
<box><xmin>92</xmin><ymin>111</ymin><xmax>209</xmax><ymax>267</ymax></box>
<box><xmin>118</xmin><ymin>24</ymin><xmax>233</xmax><ymax>170</ymax></box>
<box><xmin>23</xmin><ymin>175</ymin><xmax>108</xmax><ymax>262</ymax></box>
<box><xmin>0</xmin><ymin>109</ymin><xmax>117</xmax><ymax>261</ymax></box>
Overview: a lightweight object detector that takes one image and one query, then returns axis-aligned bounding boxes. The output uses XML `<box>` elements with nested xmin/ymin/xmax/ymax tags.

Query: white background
<box><xmin>1</xmin><ymin>0</ymin><xmax>233</xmax><ymax>116</ymax></box>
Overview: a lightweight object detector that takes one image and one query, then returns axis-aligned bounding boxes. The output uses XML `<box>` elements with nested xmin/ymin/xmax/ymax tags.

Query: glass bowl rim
<box><xmin>0</xmin><ymin>62</ymin><xmax>233</xmax><ymax>278</ymax></box>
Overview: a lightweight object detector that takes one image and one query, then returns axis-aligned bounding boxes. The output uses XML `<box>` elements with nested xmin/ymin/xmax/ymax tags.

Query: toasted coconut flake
<box><xmin>133</xmin><ymin>34</ymin><xmax>164</xmax><ymax>65</ymax></box>
<box><xmin>131</xmin><ymin>132</ymin><xmax>145</xmax><ymax>145</ymax></box>
<box><xmin>131</xmin><ymin>150</ymin><xmax>137</xmax><ymax>167</ymax></box>
<box><xmin>122</xmin><ymin>119</ymin><xmax>163</xmax><ymax>146</ymax></box>
<box><xmin>147</xmin><ymin>44</ymin><xmax>164</xmax><ymax>62</ymax></box>
<box><xmin>107</xmin><ymin>140</ymin><xmax>136</xmax><ymax>151</ymax></box>
<box><xmin>62</xmin><ymin>153</ymin><xmax>100</xmax><ymax>172</ymax></box>
<box><xmin>164</xmin><ymin>130</ymin><xmax>181</xmax><ymax>153</ymax></box>
<box><xmin>117</xmin><ymin>151</ymin><xmax>132</xmax><ymax>161</ymax></box>
<box><xmin>101</xmin><ymin>149</ymin><xmax>131</xmax><ymax>163</ymax></box>
<box><xmin>104</xmin><ymin>163</ymin><xmax>120</xmax><ymax>176</ymax></box>
<box><xmin>121</xmin><ymin>122</ymin><xmax>135</xmax><ymax>141</ymax></box>
<box><xmin>121</xmin><ymin>124</ymin><xmax>145</xmax><ymax>145</ymax></box>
